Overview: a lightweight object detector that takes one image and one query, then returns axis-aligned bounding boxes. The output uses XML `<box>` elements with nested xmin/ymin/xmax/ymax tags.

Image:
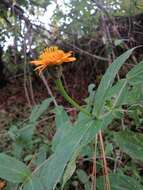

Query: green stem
<box><xmin>55</xmin><ymin>78</ymin><xmax>91</xmax><ymax>117</ymax></box>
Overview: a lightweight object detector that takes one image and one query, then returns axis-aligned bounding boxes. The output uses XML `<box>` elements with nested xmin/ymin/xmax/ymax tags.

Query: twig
<box><xmin>23</xmin><ymin>46</ymin><xmax>32</xmax><ymax>107</ymax></box>
<box><xmin>67</xmin><ymin>43</ymin><xmax>109</xmax><ymax>61</ymax></box>
<box><xmin>23</xmin><ymin>24</ymin><xmax>36</xmax><ymax>106</ymax></box>
<box><xmin>40</xmin><ymin>73</ymin><xmax>58</xmax><ymax>106</ymax></box>
<box><xmin>98</xmin><ymin>131</ymin><xmax>111</xmax><ymax>190</ymax></box>
<box><xmin>26</xmin><ymin>25</ymin><xmax>36</xmax><ymax>105</ymax></box>
<box><xmin>91</xmin><ymin>134</ymin><xmax>98</xmax><ymax>190</ymax></box>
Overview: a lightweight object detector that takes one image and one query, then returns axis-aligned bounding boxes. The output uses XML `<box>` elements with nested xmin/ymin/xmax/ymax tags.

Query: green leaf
<box><xmin>18</xmin><ymin>98</ymin><xmax>52</xmax><ymax>141</ymax></box>
<box><xmin>127</xmin><ymin>60</ymin><xmax>143</xmax><ymax>85</ymax></box>
<box><xmin>77</xmin><ymin>169</ymin><xmax>89</xmax><ymax>184</ymax></box>
<box><xmin>23</xmin><ymin>176</ymin><xmax>45</xmax><ymax>190</ymax></box>
<box><xmin>61</xmin><ymin>151</ymin><xmax>78</xmax><ymax>189</ymax></box>
<box><xmin>126</xmin><ymin>85</ymin><xmax>143</xmax><ymax>105</ymax></box>
<box><xmin>106</xmin><ymin>79</ymin><xmax>126</xmax><ymax>99</ymax></box>
<box><xmin>114</xmin><ymin>131</ymin><xmax>143</xmax><ymax>161</ymax></box>
<box><xmin>114</xmin><ymin>39</ymin><xmax>126</xmax><ymax>46</ymax></box>
<box><xmin>106</xmin><ymin>80</ymin><xmax>143</xmax><ymax>106</ymax></box>
<box><xmin>112</xmin><ymin>79</ymin><xmax>127</xmax><ymax>107</ymax></box>
<box><xmin>128</xmin><ymin>105</ymin><xmax>143</xmax><ymax>127</ymax></box>
<box><xmin>93</xmin><ymin>48</ymin><xmax>136</xmax><ymax>116</ymax></box>
<box><xmin>0</xmin><ymin>153</ymin><xmax>31</xmax><ymax>183</ymax></box>
<box><xmin>29</xmin><ymin>98</ymin><xmax>52</xmax><ymax>123</ymax></box>
<box><xmin>84</xmin><ymin>182</ymin><xmax>91</xmax><ymax>190</ymax></box>
<box><xmin>54</xmin><ymin>106</ymin><xmax>69</xmax><ymax>129</ymax></box>
<box><xmin>97</xmin><ymin>174</ymin><xmax>143</xmax><ymax>190</ymax></box>
<box><xmin>24</xmin><ymin>114</ymin><xmax>113</xmax><ymax>190</ymax></box>
<box><xmin>77</xmin><ymin>169</ymin><xmax>91</xmax><ymax>190</ymax></box>
<box><xmin>52</xmin><ymin>106</ymin><xmax>71</xmax><ymax>151</ymax></box>
<box><xmin>105</xmin><ymin>79</ymin><xmax>128</xmax><ymax>107</ymax></box>
<box><xmin>85</xmin><ymin>84</ymin><xmax>96</xmax><ymax>105</ymax></box>
<box><xmin>38</xmin><ymin>120</ymin><xmax>95</xmax><ymax>190</ymax></box>
<box><xmin>34</xmin><ymin>146</ymin><xmax>47</xmax><ymax>166</ymax></box>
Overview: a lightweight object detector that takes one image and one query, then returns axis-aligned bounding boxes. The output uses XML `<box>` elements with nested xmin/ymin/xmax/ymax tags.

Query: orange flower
<box><xmin>30</xmin><ymin>46</ymin><xmax>76</xmax><ymax>74</ymax></box>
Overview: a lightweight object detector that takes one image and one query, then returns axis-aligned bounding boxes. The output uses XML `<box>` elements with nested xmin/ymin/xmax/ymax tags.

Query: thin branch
<box><xmin>99</xmin><ymin>131</ymin><xmax>111</xmax><ymax>190</ymax></box>
<box><xmin>40</xmin><ymin>73</ymin><xmax>58</xmax><ymax>107</ymax></box>
<box><xmin>91</xmin><ymin>134</ymin><xmax>98</xmax><ymax>190</ymax></box>
<box><xmin>67</xmin><ymin>43</ymin><xmax>109</xmax><ymax>61</ymax></box>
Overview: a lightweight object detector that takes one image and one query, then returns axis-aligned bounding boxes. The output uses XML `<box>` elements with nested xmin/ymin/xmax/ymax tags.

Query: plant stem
<box><xmin>91</xmin><ymin>134</ymin><xmax>98</xmax><ymax>190</ymax></box>
<box><xmin>99</xmin><ymin>131</ymin><xmax>111</xmax><ymax>190</ymax></box>
<box><xmin>55</xmin><ymin>78</ymin><xmax>91</xmax><ymax>117</ymax></box>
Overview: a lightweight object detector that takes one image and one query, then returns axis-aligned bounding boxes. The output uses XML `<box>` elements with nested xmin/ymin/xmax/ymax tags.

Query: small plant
<box><xmin>0</xmin><ymin>46</ymin><xmax>143</xmax><ymax>190</ymax></box>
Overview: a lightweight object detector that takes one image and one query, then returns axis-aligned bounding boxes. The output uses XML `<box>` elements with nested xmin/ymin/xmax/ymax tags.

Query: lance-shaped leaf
<box><xmin>0</xmin><ymin>153</ymin><xmax>31</xmax><ymax>183</ymax></box>
<box><xmin>93</xmin><ymin>48</ymin><xmax>136</xmax><ymax>117</ymax></box>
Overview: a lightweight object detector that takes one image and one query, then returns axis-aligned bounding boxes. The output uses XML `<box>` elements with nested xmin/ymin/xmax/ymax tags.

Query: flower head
<box><xmin>30</xmin><ymin>46</ymin><xmax>76</xmax><ymax>74</ymax></box>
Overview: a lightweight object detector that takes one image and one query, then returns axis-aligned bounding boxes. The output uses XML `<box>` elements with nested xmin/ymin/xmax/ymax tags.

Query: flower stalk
<box><xmin>55</xmin><ymin>78</ymin><xmax>91</xmax><ymax>117</ymax></box>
